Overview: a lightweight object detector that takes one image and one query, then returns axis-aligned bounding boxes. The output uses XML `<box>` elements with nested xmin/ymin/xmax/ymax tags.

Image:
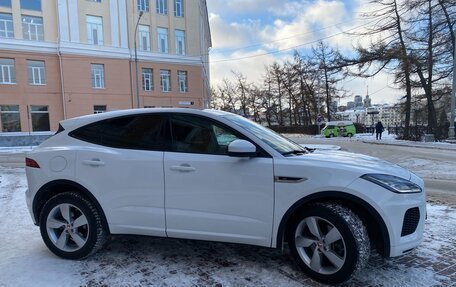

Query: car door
<box><xmin>164</xmin><ymin>114</ymin><xmax>274</xmax><ymax>247</ymax></box>
<box><xmin>73</xmin><ymin>114</ymin><xmax>169</xmax><ymax>237</ymax></box>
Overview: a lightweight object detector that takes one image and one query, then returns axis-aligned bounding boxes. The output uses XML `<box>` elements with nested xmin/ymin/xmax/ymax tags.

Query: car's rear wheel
<box><xmin>288</xmin><ymin>202</ymin><xmax>370</xmax><ymax>284</ymax></box>
<box><xmin>39</xmin><ymin>192</ymin><xmax>107</xmax><ymax>259</ymax></box>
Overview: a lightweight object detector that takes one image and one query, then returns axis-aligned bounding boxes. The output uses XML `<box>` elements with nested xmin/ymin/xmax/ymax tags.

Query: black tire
<box><xmin>39</xmin><ymin>192</ymin><xmax>108</xmax><ymax>259</ymax></box>
<box><xmin>288</xmin><ymin>202</ymin><xmax>370</xmax><ymax>284</ymax></box>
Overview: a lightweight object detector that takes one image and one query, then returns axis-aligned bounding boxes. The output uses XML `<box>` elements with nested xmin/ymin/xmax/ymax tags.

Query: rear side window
<box><xmin>69</xmin><ymin>114</ymin><xmax>170</xmax><ymax>151</ymax></box>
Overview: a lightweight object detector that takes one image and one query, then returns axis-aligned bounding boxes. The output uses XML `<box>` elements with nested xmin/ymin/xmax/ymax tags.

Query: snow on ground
<box><xmin>1</xmin><ymin>168</ymin><xmax>455</xmax><ymax>287</ymax></box>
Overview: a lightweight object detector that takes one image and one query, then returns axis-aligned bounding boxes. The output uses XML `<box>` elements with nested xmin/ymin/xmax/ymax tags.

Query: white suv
<box><xmin>25</xmin><ymin>109</ymin><xmax>426</xmax><ymax>283</ymax></box>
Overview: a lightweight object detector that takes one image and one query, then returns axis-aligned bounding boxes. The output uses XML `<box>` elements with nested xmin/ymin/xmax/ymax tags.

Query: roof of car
<box><xmin>59</xmin><ymin>108</ymin><xmax>232</xmax><ymax>131</ymax></box>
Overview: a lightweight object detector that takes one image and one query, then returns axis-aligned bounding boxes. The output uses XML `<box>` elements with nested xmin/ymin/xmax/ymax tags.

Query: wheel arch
<box><xmin>276</xmin><ymin>191</ymin><xmax>390</xmax><ymax>257</ymax></box>
<box><xmin>33</xmin><ymin>180</ymin><xmax>110</xmax><ymax>233</ymax></box>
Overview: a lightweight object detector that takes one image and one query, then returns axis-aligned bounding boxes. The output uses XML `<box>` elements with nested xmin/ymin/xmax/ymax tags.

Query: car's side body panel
<box><xmin>164</xmin><ymin>151</ymin><xmax>275</xmax><ymax>247</ymax></box>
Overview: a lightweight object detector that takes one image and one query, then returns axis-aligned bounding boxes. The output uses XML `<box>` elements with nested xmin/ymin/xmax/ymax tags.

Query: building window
<box><xmin>137</xmin><ymin>0</ymin><xmax>149</xmax><ymax>12</ymax></box>
<box><xmin>0</xmin><ymin>0</ymin><xmax>12</xmax><ymax>8</ymax></box>
<box><xmin>91</xmin><ymin>64</ymin><xmax>105</xmax><ymax>89</ymax></box>
<box><xmin>157</xmin><ymin>27</ymin><xmax>168</xmax><ymax>53</ymax></box>
<box><xmin>0</xmin><ymin>58</ymin><xmax>15</xmax><ymax>84</ymax></box>
<box><xmin>22</xmin><ymin>16</ymin><xmax>44</xmax><ymax>41</ymax></box>
<box><xmin>174</xmin><ymin>0</ymin><xmax>183</xmax><ymax>17</ymax></box>
<box><xmin>94</xmin><ymin>105</ymin><xmax>106</xmax><ymax>114</ymax></box>
<box><xmin>0</xmin><ymin>13</ymin><xmax>14</xmax><ymax>38</ymax></box>
<box><xmin>142</xmin><ymin>68</ymin><xmax>153</xmax><ymax>91</ymax></box>
<box><xmin>160</xmin><ymin>69</ymin><xmax>171</xmax><ymax>92</ymax></box>
<box><xmin>0</xmin><ymin>105</ymin><xmax>21</xmax><ymax>132</ymax></box>
<box><xmin>86</xmin><ymin>15</ymin><xmax>104</xmax><ymax>45</ymax></box>
<box><xmin>30</xmin><ymin>105</ymin><xmax>50</xmax><ymax>131</ymax></box>
<box><xmin>178</xmin><ymin>71</ymin><xmax>188</xmax><ymax>93</ymax></box>
<box><xmin>175</xmin><ymin>30</ymin><xmax>185</xmax><ymax>55</ymax></box>
<box><xmin>156</xmin><ymin>0</ymin><xmax>167</xmax><ymax>14</ymax></box>
<box><xmin>20</xmin><ymin>0</ymin><xmax>41</xmax><ymax>11</ymax></box>
<box><xmin>27</xmin><ymin>60</ymin><xmax>46</xmax><ymax>85</ymax></box>
<box><xmin>139</xmin><ymin>25</ymin><xmax>150</xmax><ymax>51</ymax></box>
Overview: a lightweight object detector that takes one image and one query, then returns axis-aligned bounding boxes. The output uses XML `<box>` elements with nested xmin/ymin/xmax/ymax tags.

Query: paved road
<box><xmin>290</xmin><ymin>136</ymin><xmax>456</xmax><ymax>205</ymax></box>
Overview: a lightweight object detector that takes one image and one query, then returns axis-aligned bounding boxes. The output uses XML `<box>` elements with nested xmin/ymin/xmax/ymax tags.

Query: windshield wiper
<box><xmin>282</xmin><ymin>149</ymin><xmax>308</xmax><ymax>156</ymax></box>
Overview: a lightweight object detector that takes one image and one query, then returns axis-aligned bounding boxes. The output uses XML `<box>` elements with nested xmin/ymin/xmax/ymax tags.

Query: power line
<box><xmin>208</xmin><ymin>17</ymin><xmax>381</xmax><ymax>64</ymax></box>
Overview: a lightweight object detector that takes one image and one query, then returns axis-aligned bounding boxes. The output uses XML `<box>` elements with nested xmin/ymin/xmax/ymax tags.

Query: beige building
<box><xmin>0</xmin><ymin>0</ymin><xmax>211</xmax><ymax>132</ymax></box>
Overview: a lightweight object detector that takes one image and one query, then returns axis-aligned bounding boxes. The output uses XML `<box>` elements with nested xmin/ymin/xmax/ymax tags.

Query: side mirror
<box><xmin>227</xmin><ymin>139</ymin><xmax>257</xmax><ymax>157</ymax></box>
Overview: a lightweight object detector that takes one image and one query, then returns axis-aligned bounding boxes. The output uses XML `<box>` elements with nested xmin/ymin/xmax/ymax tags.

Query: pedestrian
<box><xmin>375</xmin><ymin>121</ymin><xmax>384</xmax><ymax>140</ymax></box>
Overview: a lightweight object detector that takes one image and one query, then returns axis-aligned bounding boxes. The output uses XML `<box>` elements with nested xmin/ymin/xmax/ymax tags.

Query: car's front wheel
<box><xmin>288</xmin><ymin>202</ymin><xmax>370</xmax><ymax>283</ymax></box>
<box><xmin>39</xmin><ymin>192</ymin><xmax>108</xmax><ymax>259</ymax></box>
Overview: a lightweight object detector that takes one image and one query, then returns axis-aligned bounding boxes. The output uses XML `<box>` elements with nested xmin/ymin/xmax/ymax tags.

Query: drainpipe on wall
<box><xmin>56</xmin><ymin>0</ymin><xmax>67</xmax><ymax>120</ymax></box>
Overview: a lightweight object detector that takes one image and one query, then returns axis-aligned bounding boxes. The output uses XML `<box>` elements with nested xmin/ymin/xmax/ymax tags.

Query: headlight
<box><xmin>361</xmin><ymin>174</ymin><xmax>422</xmax><ymax>193</ymax></box>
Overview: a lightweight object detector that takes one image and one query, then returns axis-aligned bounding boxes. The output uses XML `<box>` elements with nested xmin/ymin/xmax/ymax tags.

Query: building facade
<box><xmin>0</xmin><ymin>0</ymin><xmax>211</xmax><ymax>132</ymax></box>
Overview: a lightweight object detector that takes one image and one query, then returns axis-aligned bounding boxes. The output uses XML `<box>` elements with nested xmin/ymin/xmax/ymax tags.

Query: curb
<box><xmin>361</xmin><ymin>140</ymin><xmax>456</xmax><ymax>151</ymax></box>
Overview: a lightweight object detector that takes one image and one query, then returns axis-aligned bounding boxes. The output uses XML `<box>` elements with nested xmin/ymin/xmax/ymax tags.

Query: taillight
<box><xmin>25</xmin><ymin>158</ymin><xmax>40</xmax><ymax>168</ymax></box>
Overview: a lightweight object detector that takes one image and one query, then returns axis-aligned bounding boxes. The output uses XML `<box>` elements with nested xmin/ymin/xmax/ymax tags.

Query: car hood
<box><xmin>289</xmin><ymin>150</ymin><xmax>411</xmax><ymax>180</ymax></box>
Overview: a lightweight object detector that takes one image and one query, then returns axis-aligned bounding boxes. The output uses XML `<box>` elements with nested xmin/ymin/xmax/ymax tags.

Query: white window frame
<box><xmin>174</xmin><ymin>0</ymin><xmax>183</xmax><ymax>17</ymax></box>
<box><xmin>175</xmin><ymin>30</ymin><xmax>185</xmax><ymax>55</ymax></box>
<box><xmin>137</xmin><ymin>0</ymin><xmax>149</xmax><ymax>11</ymax></box>
<box><xmin>0</xmin><ymin>13</ymin><xmax>14</xmax><ymax>38</ymax></box>
<box><xmin>0</xmin><ymin>58</ymin><xmax>15</xmax><ymax>84</ymax></box>
<box><xmin>157</xmin><ymin>27</ymin><xmax>168</xmax><ymax>53</ymax></box>
<box><xmin>27</xmin><ymin>60</ymin><xmax>46</xmax><ymax>85</ymax></box>
<box><xmin>178</xmin><ymin>71</ymin><xmax>188</xmax><ymax>93</ymax></box>
<box><xmin>160</xmin><ymin>69</ymin><xmax>171</xmax><ymax>92</ymax></box>
<box><xmin>86</xmin><ymin>15</ymin><xmax>104</xmax><ymax>45</ymax></box>
<box><xmin>156</xmin><ymin>0</ymin><xmax>167</xmax><ymax>14</ymax></box>
<box><xmin>91</xmin><ymin>64</ymin><xmax>105</xmax><ymax>89</ymax></box>
<box><xmin>22</xmin><ymin>15</ymin><xmax>44</xmax><ymax>41</ymax></box>
<box><xmin>139</xmin><ymin>25</ymin><xmax>150</xmax><ymax>51</ymax></box>
<box><xmin>142</xmin><ymin>68</ymin><xmax>153</xmax><ymax>91</ymax></box>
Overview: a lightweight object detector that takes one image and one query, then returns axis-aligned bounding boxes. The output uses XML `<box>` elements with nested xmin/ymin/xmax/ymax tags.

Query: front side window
<box><xmin>142</xmin><ymin>68</ymin><xmax>153</xmax><ymax>91</ymax></box>
<box><xmin>137</xmin><ymin>0</ymin><xmax>149</xmax><ymax>11</ymax></box>
<box><xmin>20</xmin><ymin>0</ymin><xmax>41</xmax><ymax>11</ymax></box>
<box><xmin>22</xmin><ymin>15</ymin><xmax>44</xmax><ymax>41</ymax></box>
<box><xmin>139</xmin><ymin>25</ymin><xmax>150</xmax><ymax>51</ymax></box>
<box><xmin>160</xmin><ymin>69</ymin><xmax>170</xmax><ymax>92</ymax></box>
<box><xmin>174</xmin><ymin>0</ymin><xmax>183</xmax><ymax>17</ymax></box>
<box><xmin>224</xmin><ymin>114</ymin><xmax>306</xmax><ymax>155</ymax></box>
<box><xmin>86</xmin><ymin>15</ymin><xmax>103</xmax><ymax>45</ymax></box>
<box><xmin>91</xmin><ymin>64</ymin><xmax>105</xmax><ymax>88</ymax></box>
<box><xmin>170</xmin><ymin>114</ymin><xmax>240</xmax><ymax>155</ymax></box>
<box><xmin>177</xmin><ymin>70</ymin><xmax>187</xmax><ymax>93</ymax></box>
<box><xmin>70</xmin><ymin>114</ymin><xmax>170</xmax><ymax>151</ymax></box>
<box><xmin>157</xmin><ymin>27</ymin><xmax>168</xmax><ymax>53</ymax></box>
<box><xmin>27</xmin><ymin>60</ymin><xmax>46</xmax><ymax>85</ymax></box>
<box><xmin>93</xmin><ymin>105</ymin><xmax>106</xmax><ymax>114</ymax></box>
<box><xmin>0</xmin><ymin>13</ymin><xmax>14</xmax><ymax>38</ymax></box>
<box><xmin>30</xmin><ymin>105</ymin><xmax>50</xmax><ymax>131</ymax></box>
<box><xmin>0</xmin><ymin>105</ymin><xmax>21</xmax><ymax>132</ymax></box>
<box><xmin>0</xmin><ymin>58</ymin><xmax>15</xmax><ymax>84</ymax></box>
<box><xmin>175</xmin><ymin>29</ymin><xmax>185</xmax><ymax>55</ymax></box>
<box><xmin>156</xmin><ymin>0</ymin><xmax>167</xmax><ymax>14</ymax></box>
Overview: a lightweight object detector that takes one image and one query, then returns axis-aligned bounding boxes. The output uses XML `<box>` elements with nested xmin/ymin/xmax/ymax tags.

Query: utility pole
<box><xmin>134</xmin><ymin>11</ymin><xmax>144</xmax><ymax>109</ymax></box>
<box><xmin>449</xmin><ymin>36</ymin><xmax>456</xmax><ymax>139</ymax></box>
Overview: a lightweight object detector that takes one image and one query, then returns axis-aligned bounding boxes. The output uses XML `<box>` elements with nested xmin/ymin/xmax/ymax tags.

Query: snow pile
<box><xmin>0</xmin><ymin>168</ymin><xmax>454</xmax><ymax>287</ymax></box>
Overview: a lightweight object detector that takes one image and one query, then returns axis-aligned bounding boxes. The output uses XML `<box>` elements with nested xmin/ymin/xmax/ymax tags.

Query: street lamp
<box><xmin>134</xmin><ymin>11</ymin><xmax>144</xmax><ymax>109</ymax></box>
<box><xmin>449</xmin><ymin>37</ymin><xmax>456</xmax><ymax>139</ymax></box>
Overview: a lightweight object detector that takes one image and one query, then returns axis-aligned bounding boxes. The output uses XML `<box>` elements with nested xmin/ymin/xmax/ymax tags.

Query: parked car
<box><xmin>322</xmin><ymin>121</ymin><xmax>356</xmax><ymax>138</ymax></box>
<box><xmin>25</xmin><ymin>109</ymin><xmax>425</xmax><ymax>283</ymax></box>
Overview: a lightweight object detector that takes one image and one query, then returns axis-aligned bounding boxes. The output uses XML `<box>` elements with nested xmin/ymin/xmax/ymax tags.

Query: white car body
<box><xmin>25</xmin><ymin>108</ymin><xmax>426</xmax><ymax>282</ymax></box>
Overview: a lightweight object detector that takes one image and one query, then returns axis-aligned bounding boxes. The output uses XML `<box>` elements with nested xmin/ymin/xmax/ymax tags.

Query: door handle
<box><xmin>170</xmin><ymin>164</ymin><xmax>196</xmax><ymax>172</ymax></box>
<box><xmin>82</xmin><ymin>159</ymin><xmax>105</xmax><ymax>167</ymax></box>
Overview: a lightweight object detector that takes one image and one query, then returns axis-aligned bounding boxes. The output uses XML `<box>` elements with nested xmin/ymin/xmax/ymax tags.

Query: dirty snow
<box><xmin>0</xmin><ymin>168</ymin><xmax>455</xmax><ymax>287</ymax></box>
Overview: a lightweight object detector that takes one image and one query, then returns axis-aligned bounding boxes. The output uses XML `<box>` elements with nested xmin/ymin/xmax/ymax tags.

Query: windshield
<box><xmin>223</xmin><ymin>115</ymin><xmax>306</xmax><ymax>155</ymax></box>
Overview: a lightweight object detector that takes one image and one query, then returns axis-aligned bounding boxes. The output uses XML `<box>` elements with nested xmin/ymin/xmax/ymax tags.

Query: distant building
<box><xmin>347</xmin><ymin>101</ymin><xmax>355</xmax><ymax>110</ymax></box>
<box><xmin>363</xmin><ymin>94</ymin><xmax>372</xmax><ymax>108</ymax></box>
<box><xmin>0</xmin><ymin>0</ymin><xmax>212</xmax><ymax>133</ymax></box>
<box><xmin>354</xmin><ymin>95</ymin><xmax>363</xmax><ymax>109</ymax></box>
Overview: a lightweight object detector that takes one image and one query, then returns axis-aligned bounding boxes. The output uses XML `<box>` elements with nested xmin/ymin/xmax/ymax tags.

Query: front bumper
<box><xmin>347</xmin><ymin>177</ymin><xmax>426</xmax><ymax>257</ymax></box>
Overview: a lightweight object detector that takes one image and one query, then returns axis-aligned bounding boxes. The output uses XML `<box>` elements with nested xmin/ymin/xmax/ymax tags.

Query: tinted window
<box><xmin>170</xmin><ymin>115</ymin><xmax>239</xmax><ymax>155</ymax></box>
<box><xmin>70</xmin><ymin>114</ymin><xmax>170</xmax><ymax>151</ymax></box>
